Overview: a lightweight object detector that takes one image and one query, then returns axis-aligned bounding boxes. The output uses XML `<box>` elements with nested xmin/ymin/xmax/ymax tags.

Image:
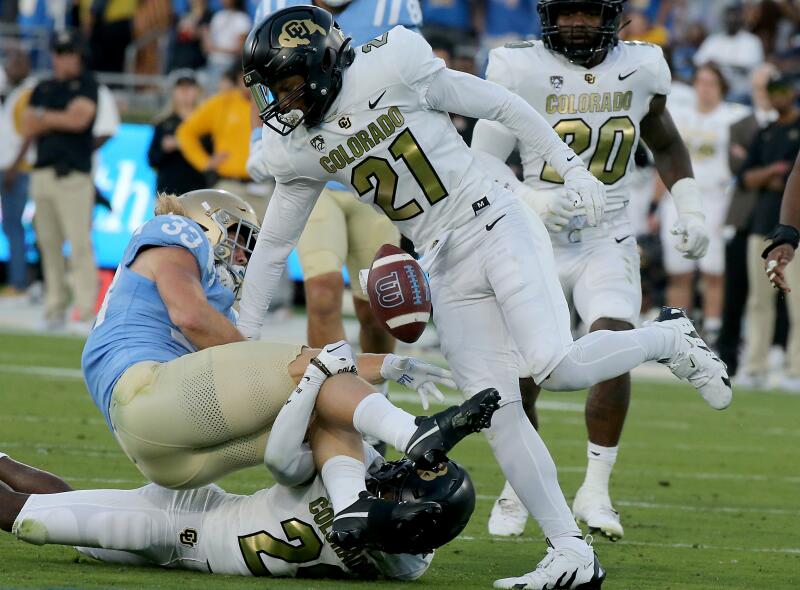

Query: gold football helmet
<box><xmin>177</xmin><ymin>189</ymin><xmax>260</xmax><ymax>297</ymax></box>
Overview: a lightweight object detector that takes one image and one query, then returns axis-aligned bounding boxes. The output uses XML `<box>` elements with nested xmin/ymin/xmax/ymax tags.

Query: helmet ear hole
<box><xmin>322</xmin><ymin>47</ymin><xmax>336</xmax><ymax>72</ymax></box>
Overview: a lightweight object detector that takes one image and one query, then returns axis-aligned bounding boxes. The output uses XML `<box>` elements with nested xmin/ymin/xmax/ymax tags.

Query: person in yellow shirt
<box><xmin>177</xmin><ymin>64</ymin><xmax>264</xmax><ymax>219</ymax></box>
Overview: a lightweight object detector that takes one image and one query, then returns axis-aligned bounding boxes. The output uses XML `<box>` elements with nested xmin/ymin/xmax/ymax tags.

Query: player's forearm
<box><xmin>425</xmin><ymin>69</ymin><xmax>579</xmax><ymax>178</ymax></box>
<box><xmin>175</xmin><ymin>304</ymin><xmax>245</xmax><ymax>350</ymax></box>
<box><xmin>780</xmin><ymin>155</ymin><xmax>800</xmax><ymax>229</ymax></box>
<box><xmin>355</xmin><ymin>354</ymin><xmax>387</xmax><ymax>385</ymax></box>
<box><xmin>650</xmin><ymin>139</ymin><xmax>694</xmax><ymax>190</ymax></box>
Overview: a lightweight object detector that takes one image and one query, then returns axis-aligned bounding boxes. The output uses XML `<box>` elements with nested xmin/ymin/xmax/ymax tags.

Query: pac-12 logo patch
<box><xmin>278</xmin><ymin>19</ymin><xmax>326</xmax><ymax>48</ymax></box>
<box><xmin>374</xmin><ymin>271</ymin><xmax>404</xmax><ymax>308</ymax></box>
<box><xmin>179</xmin><ymin>528</ymin><xmax>198</xmax><ymax>547</ymax></box>
<box><xmin>310</xmin><ymin>134</ymin><xmax>326</xmax><ymax>152</ymax></box>
<box><xmin>550</xmin><ymin>75</ymin><xmax>563</xmax><ymax>90</ymax></box>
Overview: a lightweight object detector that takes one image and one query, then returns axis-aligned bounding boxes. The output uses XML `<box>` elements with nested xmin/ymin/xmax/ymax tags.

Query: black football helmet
<box><xmin>242</xmin><ymin>5</ymin><xmax>354</xmax><ymax>135</ymax></box>
<box><xmin>538</xmin><ymin>0</ymin><xmax>626</xmax><ymax>65</ymax></box>
<box><xmin>366</xmin><ymin>458</ymin><xmax>475</xmax><ymax>554</ymax></box>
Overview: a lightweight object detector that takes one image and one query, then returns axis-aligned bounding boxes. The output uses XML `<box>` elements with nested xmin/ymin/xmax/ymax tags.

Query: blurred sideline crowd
<box><xmin>1</xmin><ymin>0</ymin><xmax>800</xmax><ymax>392</ymax></box>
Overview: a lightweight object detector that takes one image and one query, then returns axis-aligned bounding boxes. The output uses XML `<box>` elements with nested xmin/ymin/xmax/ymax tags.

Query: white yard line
<box><xmin>458</xmin><ymin>536</ymin><xmax>800</xmax><ymax>555</ymax></box>
<box><xmin>0</xmin><ymin>364</ymin><xmax>83</xmax><ymax>379</ymax></box>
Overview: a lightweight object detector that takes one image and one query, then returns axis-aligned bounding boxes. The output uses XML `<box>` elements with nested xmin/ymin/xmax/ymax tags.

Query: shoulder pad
<box><xmin>504</xmin><ymin>40</ymin><xmax>535</xmax><ymax>49</ymax></box>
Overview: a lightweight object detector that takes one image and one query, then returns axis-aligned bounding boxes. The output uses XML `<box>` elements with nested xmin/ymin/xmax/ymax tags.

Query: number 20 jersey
<box><xmin>485</xmin><ymin>40</ymin><xmax>672</xmax><ymax>217</ymax></box>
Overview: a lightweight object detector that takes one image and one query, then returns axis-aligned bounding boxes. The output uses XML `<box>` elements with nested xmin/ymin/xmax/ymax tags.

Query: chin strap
<box><xmin>762</xmin><ymin>224</ymin><xmax>800</xmax><ymax>258</ymax></box>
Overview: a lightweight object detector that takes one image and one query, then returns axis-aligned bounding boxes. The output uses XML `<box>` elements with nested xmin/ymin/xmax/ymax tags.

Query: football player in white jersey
<box><xmin>660</xmin><ymin>63</ymin><xmax>749</xmax><ymax>344</ymax></box>
<box><xmin>238</xmin><ymin>7</ymin><xmax>731</xmax><ymax>588</ymax></box>
<box><xmin>0</xmin><ymin>404</ymin><xmax>475</xmax><ymax>579</ymax></box>
<box><xmin>470</xmin><ymin>0</ymin><xmax>730</xmax><ymax>546</ymax></box>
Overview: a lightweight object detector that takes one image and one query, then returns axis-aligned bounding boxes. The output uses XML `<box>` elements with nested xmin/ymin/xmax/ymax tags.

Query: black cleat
<box><xmin>328</xmin><ymin>491</ymin><xmax>442</xmax><ymax>552</ymax></box>
<box><xmin>405</xmin><ymin>388</ymin><xmax>500</xmax><ymax>467</ymax></box>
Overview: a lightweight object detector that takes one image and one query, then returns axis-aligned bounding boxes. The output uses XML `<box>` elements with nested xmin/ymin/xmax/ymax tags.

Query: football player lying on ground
<box><xmin>80</xmin><ymin>189</ymin><xmax>499</xmax><ymax>545</ymax></box>
<box><xmin>0</xmin><ymin>361</ymin><xmax>481</xmax><ymax>579</ymax></box>
<box><xmin>237</xmin><ymin>6</ymin><xmax>730</xmax><ymax>589</ymax></box>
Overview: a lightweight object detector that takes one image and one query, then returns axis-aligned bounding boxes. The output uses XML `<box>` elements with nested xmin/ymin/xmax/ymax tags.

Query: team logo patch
<box><xmin>374</xmin><ymin>271</ymin><xmax>404</xmax><ymax>308</ymax></box>
<box><xmin>417</xmin><ymin>464</ymin><xmax>449</xmax><ymax>481</ymax></box>
<box><xmin>550</xmin><ymin>75</ymin><xmax>564</xmax><ymax>90</ymax></box>
<box><xmin>179</xmin><ymin>528</ymin><xmax>198</xmax><ymax>547</ymax></box>
<box><xmin>310</xmin><ymin>134</ymin><xmax>326</xmax><ymax>152</ymax></box>
<box><xmin>338</xmin><ymin>116</ymin><xmax>352</xmax><ymax>129</ymax></box>
<box><xmin>585</xmin><ymin>73</ymin><xmax>597</xmax><ymax>84</ymax></box>
<box><xmin>278</xmin><ymin>19</ymin><xmax>326</xmax><ymax>48</ymax></box>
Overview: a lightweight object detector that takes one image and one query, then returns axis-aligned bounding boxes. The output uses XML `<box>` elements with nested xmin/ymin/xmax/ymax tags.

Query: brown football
<box><xmin>366</xmin><ymin>244</ymin><xmax>431</xmax><ymax>343</ymax></box>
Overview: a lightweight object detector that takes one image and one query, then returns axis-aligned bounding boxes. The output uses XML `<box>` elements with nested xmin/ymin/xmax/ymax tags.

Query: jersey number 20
<box><xmin>541</xmin><ymin>116</ymin><xmax>636</xmax><ymax>185</ymax></box>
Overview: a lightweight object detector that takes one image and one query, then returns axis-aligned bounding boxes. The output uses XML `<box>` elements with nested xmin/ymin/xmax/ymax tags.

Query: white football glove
<box><xmin>563</xmin><ymin>166</ymin><xmax>606</xmax><ymax>227</ymax></box>
<box><xmin>380</xmin><ymin>354</ymin><xmax>456</xmax><ymax>410</ymax></box>
<box><xmin>516</xmin><ymin>184</ymin><xmax>575</xmax><ymax>232</ymax></box>
<box><xmin>671</xmin><ymin>212</ymin><xmax>709</xmax><ymax>259</ymax></box>
<box><xmin>246</xmin><ymin>136</ymin><xmax>273</xmax><ymax>183</ymax></box>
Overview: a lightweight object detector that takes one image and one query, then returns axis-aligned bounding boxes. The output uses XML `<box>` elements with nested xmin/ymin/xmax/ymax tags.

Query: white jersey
<box><xmin>483</xmin><ymin>40</ymin><xmax>672</xmax><ymax>217</ymax></box>
<box><xmin>204</xmin><ymin>476</ymin><xmax>429</xmax><ymax>578</ymax></box>
<box><xmin>670</xmin><ymin>101</ymin><xmax>749</xmax><ymax>197</ymax></box>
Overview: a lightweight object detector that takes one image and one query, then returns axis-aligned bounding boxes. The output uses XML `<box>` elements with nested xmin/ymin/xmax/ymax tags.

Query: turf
<box><xmin>0</xmin><ymin>331</ymin><xmax>798</xmax><ymax>590</ymax></box>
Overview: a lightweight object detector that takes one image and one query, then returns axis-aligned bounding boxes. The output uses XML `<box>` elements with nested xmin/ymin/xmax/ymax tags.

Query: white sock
<box><xmin>320</xmin><ymin>455</ymin><xmax>367</xmax><ymax>514</ymax></box>
<box><xmin>544</xmin><ymin>327</ymin><xmax>677</xmax><ymax>391</ymax></box>
<box><xmin>550</xmin><ymin>534</ymin><xmax>591</xmax><ymax>555</ymax></box>
<box><xmin>352</xmin><ymin>392</ymin><xmax>417</xmax><ymax>452</ymax></box>
<box><xmin>0</xmin><ymin>453</ymin><xmax>7</xmax><ymax>461</ymax></box>
<box><xmin>378</xmin><ymin>380</ymin><xmax>390</xmax><ymax>397</ymax></box>
<box><xmin>704</xmin><ymin>317</ymin><xmax>722</xmax><ymax>332</ymax></box>
<box><xmin>484</xmin><ymin>401</ymin><xmax>581</xmax><ymax>539</ymax></box>
<box><xmin>499</xmin><ymin>479</ymin><xmax>523</xmax><ymax>505</ymax></box>
<box><xmin>582</xmin><ymin>442</ymin><xmax>618</xmax><ymax>495</ymax></box>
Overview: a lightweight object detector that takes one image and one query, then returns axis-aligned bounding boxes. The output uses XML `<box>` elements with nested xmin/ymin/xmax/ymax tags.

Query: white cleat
<box><xmin>494</xmin><ymin>542</ymin><xmax>606</xmax><ymax>589</ymax></box>
<box><xmin>649</xmin><ymin>307</ymin><xmax>732</xmax><ymax>410</ymax></box>
<box><xmin>572</xmin><ymin>486</ymin><xmax>623</xmax><ymax>542</ymax></box>
<box><xmin>488</xmin><ymin>483</ymin><xmax>529</xmax><ymax>536</ymax></box>
<box><xmin>311</xmin><ymin>340</ymin><xmax>357</xmax><ymax>376</ymax></box>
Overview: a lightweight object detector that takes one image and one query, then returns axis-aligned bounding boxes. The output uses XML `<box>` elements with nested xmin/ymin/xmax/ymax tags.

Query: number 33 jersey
<box><xmin>259</xmin><ymin>25</ymin><xmax>496</xmax><ymax>250</ymax></box>
<box><xmin>484</xmin><ymin>40</ymin><xmax>672</xmax><ymax>216</ymax></box>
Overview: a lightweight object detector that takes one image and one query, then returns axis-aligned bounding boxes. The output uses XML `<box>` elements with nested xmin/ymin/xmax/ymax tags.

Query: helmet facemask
<box><xmin>204</xmin><ymin>204</ymin><xmax>259</xmax><ymax>298</ymax></box>
<box><xmin>539</xmin><ymin>0</ymin><xmax>624</xmax><ymax>66</ymax></box>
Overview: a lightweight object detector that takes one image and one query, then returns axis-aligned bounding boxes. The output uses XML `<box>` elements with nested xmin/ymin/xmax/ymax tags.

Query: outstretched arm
<box><xmin>764</xmin><ymin>151</ymin><xmax>800</xmax><ymax>292</ymax></box>
<box><xmin>237</xmin><ymin>177</ymin><xmax>326</xmax><ymax>339</ymax></box>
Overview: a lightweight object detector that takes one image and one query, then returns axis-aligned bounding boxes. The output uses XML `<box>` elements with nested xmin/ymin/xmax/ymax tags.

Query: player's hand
<box><xmin>380</xmin><ymin>354</ymin><xmax>456</xmax><ymax>410</ymax></box>
<box><xmin>671</xmin><ymin>213</ymin><xmax>709</xmax><ymax>259</ymax></box>
<box><xmin>765</xmin><ymin>244</ymin><xmax>795</xmax><ymax>293</ymax></box>
<box><xmin>516</xmin><ymin>185</ymin><xmax>573</xmax><ymax>232</ymax></box>
<box><xmin>564</xmin><ymin>167</ymin><xmax>606</xmax><ymax>226</ymax></box>
<box><xmin>246</xmin><ymin>137</ymin><xmax>272</xmax><ymax>183</ymax></box>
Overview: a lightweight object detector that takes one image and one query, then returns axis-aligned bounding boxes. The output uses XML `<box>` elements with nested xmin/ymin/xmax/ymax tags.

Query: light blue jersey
<box><xmin>82</xmin><ymin>215</ymin><xmax>236</xmax><ymax>429</ymax></box>
<box><xmin>254</xmin><ymin>0</ymin><xmax>422</xmax><ymax>45</ymax></box>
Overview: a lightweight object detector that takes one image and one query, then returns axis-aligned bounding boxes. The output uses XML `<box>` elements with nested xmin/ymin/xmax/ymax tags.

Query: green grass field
<box><xmin>0</xmin><ymin>332</ymin><xmax>798</xmax><ymax>589</ymax></box>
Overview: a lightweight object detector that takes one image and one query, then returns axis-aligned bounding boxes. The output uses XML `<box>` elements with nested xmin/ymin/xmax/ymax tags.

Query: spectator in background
<box><xmin>619</xmin><ymin>9</ymin><xmax>669</xmax><ymax>46</ymax></box>
<box><xmin>694</xmin><ymin>3</ymin><xmax>765</xmax><ymax>103</ymax></box>
<box><xmin>176</xmin><ymin>63</ymin><xmax>262</xmax><ymax>217</ymax></box>
<box><xmin>718</xmin><ymin>63</ymin><xmax>779</xmax><ymax>377</ymax></box>
<box><xmin>738</xmin><ymin>71</ymin><xmax>800</xmax><ymax>389</ymax></box>
<box><xmin>659</xmin><ymin>63</ymin><xmax>749</xmax><ymax>345</ymax></box>
<box><xmin>22</xmin><ymin>31</ymin><xmax>99</xmax><ymax>330</ymax></box>
<box><xmin>421</xmin><ymin>0</ymin><xmax>475</xmax><ymax>47</ymax></box>
<box><xmin>670</xmin><ymin>22</ymin><xmax>707</xmax><ymax>83</ymax></box>
<box><xmin>81</xmin><ymin>0</ymin><xmax>137</xmax><ymax>72</ymax></box>
<box><xmin>428</xmin><ymin>34</ymin><xmax>478</xmax><ymax>144</ymax></box>
<box><xmin>203</xmin><ymin>0</ymin><xmax>250</xmax><ymax>90</ymax></box>
<box><xmin>475</xmin><ymin>0</ymin><xmax>539</xmax><ymax>73</ymax></box>
<box><xmin>168</xmin><ymin>0</ymin><xmax>211</xmax><ymax>71</ymax></box>
<box><xmin>148</xmin><ymin>70</ymin><xmax>206</xmax><ymax>194</ymax></box>
<box><xmin>0</xmin><ymin>49</ymin><xmax>35</xmax><ymax>296</ymax></box>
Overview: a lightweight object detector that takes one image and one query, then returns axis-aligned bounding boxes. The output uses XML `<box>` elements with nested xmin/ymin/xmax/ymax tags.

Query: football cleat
<box><xmin>328</xmin><ymin>491</ymin><xmax>442</xmax><ymax>553</ymax></box>
<box><xmin>572</xmin><ymin>486</ymin><xmax>624</xmax><ymax>542</ymax></box>
<box><xmin>405</xmin><ymin>388</ymin><xmax>500</xmax><ymax>466</ymax></box>
<box><xmin>310</xmin><ymin>340</ymin><xmax>358</xmax><ymax>377</ymax></box>
<box><xmin>649</xmin><ymin>307</ymin><xmax>732</xmax><ymax>410</ymax></box>
<box><xmin>493</xmin><ymin>541</ymin><xmax>605</xmax><ymax>590</ymax></box>
<box><xmin>488</xmin><ymin>484</ymin><xmax>529</xmax><ymax>537</ymax></box>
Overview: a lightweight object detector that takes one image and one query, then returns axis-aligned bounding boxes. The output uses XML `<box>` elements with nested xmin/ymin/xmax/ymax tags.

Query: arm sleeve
<box><xmin>263</xmin><ymin>379</ymin><xmax>318</xmax><ymax>487</ymax></box>
<box><xmin>176</xmin><ymin>97</ymin><xmax>216</xmax><ymax>172</ymax></box>
<box><xmin>470</xmin><ymin>48</ymin><xmax>520</xmax><ymax>162</ymax></box>
<box><xmin>236</xmin><ymin>176</ymin><xmax>325</xmax><ymax>339</ymax></box>
<box><xmin>424</xmin><ymin>68</ymin><xmax>582</xmax><ymax>178</ymax></box>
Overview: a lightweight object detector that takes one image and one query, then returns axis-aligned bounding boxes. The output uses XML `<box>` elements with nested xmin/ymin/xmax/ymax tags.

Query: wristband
<box><xmin>762</xmin><ymin>224</ymin><xmax>800</xmax><ymax>259</ymax></box>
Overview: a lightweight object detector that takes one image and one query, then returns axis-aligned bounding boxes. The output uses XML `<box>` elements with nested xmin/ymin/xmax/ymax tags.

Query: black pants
<box><xmin>718</xmin><ymin>230</ymin><xmax>749</xmax><ymax>376</ymax></box>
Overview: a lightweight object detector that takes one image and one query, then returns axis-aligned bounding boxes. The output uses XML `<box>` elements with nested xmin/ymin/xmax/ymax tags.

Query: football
<box><xmin>366</xmin><ymin>244</ymin><xmax>431</xmax><ymax>343</ymax></box>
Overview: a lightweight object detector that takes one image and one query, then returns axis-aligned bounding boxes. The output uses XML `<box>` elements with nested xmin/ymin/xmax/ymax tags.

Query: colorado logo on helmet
<box><xmin>374</xmin><ymin>272</ymin><xmax>404</xmax><ymax>308</ymax></box>
<box><xmin>278</xmin><ymin>19</ymin><xmax>326</xmax><ymax>48</ymax></box>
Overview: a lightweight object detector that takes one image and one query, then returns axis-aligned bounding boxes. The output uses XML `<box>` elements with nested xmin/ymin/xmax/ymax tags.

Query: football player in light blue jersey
<box><xmin>79</xmin><ymin>188</ymin><xmax>492</xmax><ymax>550</ymax></box>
